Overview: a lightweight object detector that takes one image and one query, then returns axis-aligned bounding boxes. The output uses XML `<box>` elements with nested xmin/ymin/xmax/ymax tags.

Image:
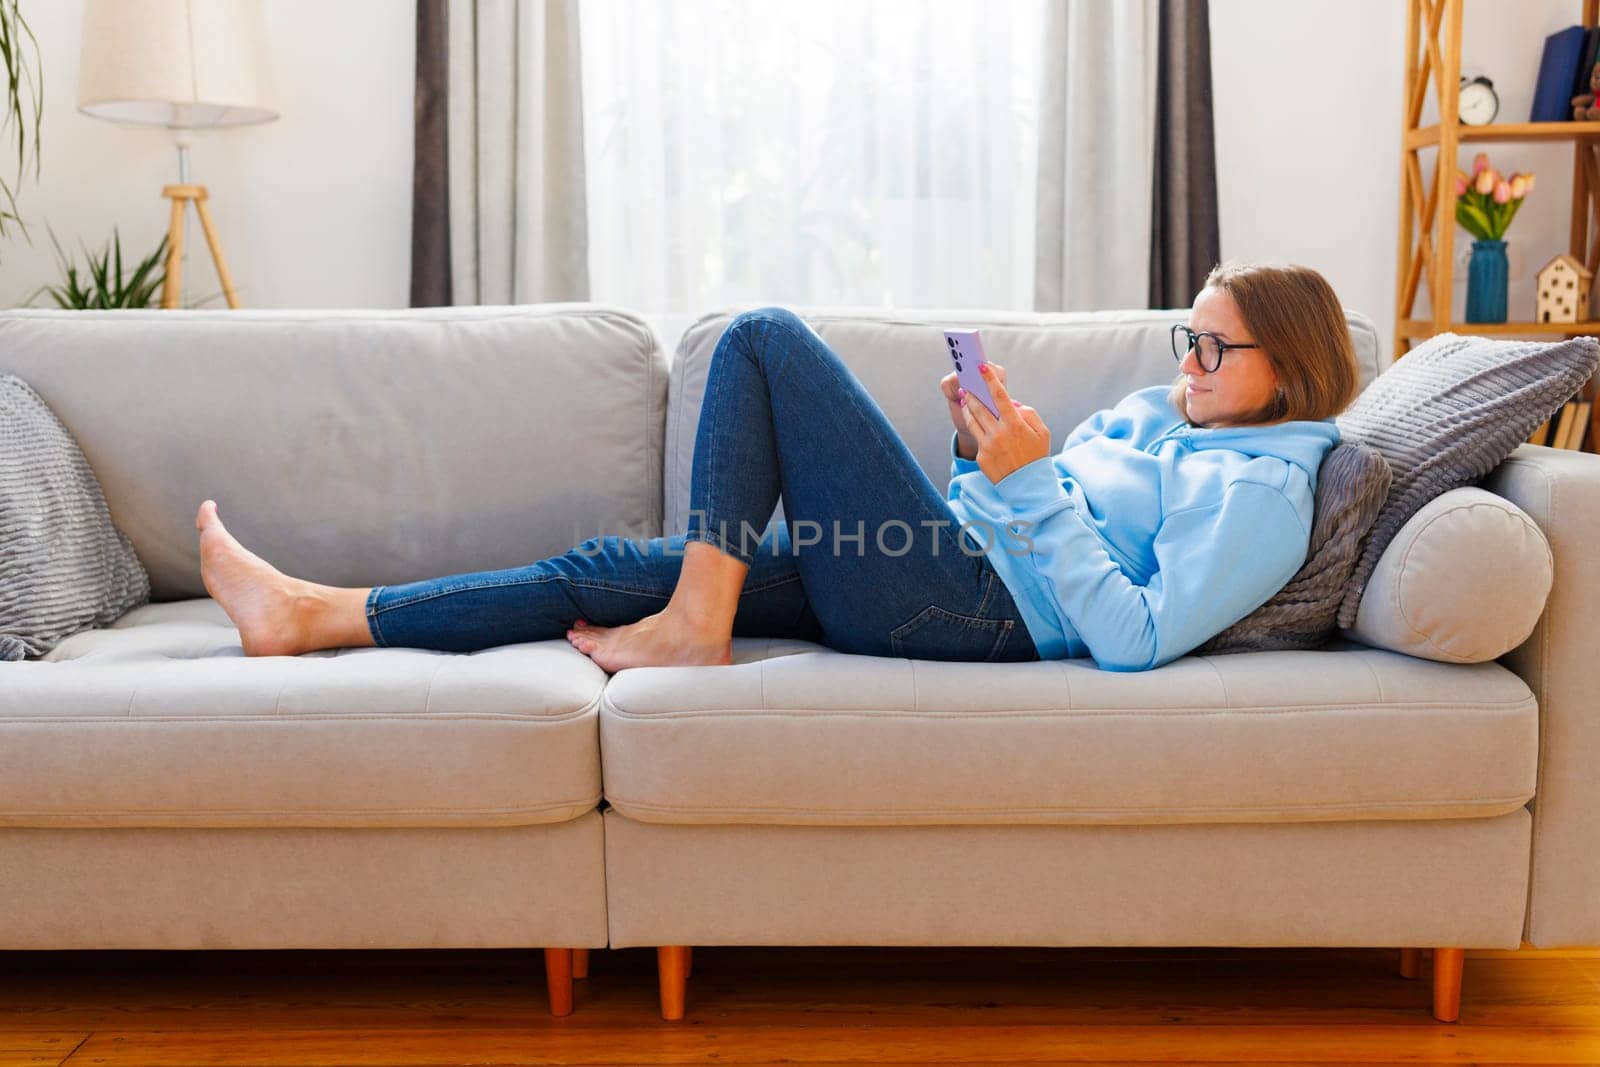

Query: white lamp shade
<box><xmin>77</xmin><ymin>0</ymin><xmax>277</xmax><ymax>128</ymax></box>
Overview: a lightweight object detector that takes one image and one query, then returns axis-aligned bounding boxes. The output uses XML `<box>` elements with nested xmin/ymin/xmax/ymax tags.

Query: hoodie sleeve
<box><xmin>948</xmin><ymin>430</ymin><xmax>981</xmax><ymax>490</ymax></box>
<box><xmin>991</xmin><ymin>460</ymin><xmax>1310</xmax><ymax>671</ymax></box>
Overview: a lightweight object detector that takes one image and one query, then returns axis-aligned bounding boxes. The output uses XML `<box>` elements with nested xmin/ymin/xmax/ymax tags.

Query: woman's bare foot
<box><xmin>565</xmin><ymin>612</ymin><xmax>733</xmax><ymax>672</ymax></box>
<box><xmin>196</xmin><ymin>500</ymin><xmax>321</xmax><ymax>657</ymax></box>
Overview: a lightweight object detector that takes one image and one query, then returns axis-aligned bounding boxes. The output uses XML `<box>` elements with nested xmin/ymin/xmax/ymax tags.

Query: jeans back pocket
<box><xmin>889</xmin><ymin>604</ymin><xmax>1022</xmax><ymax>662</ymax></box>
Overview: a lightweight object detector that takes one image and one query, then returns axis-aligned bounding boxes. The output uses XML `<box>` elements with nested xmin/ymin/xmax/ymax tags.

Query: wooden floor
<box><xmin>3</xmin><ymin>946</ymin><xmax>1600</xmax><ymax>1065</ymax></box>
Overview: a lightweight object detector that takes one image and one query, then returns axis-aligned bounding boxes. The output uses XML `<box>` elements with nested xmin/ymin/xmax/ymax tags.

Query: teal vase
<box><xmin>1465</xmin><ymin>239</ymin><xmax>1508</xmax><ymax>324</ymax></box>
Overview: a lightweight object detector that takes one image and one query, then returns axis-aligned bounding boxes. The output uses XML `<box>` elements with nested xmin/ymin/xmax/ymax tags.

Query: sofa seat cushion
<box><xmin>0</xmin><ymin>600</ymin><xmax>604</xmax><ymax>829</ymax></box>
<box><xmin>599</xmin><ymin>639</ymin><xmax>1537</xmax><ymax>827</ymax></box>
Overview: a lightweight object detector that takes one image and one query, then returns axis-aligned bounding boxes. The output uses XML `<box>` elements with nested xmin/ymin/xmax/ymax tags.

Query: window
<box><xmin>581</xmin><ymin>0</ymin><xmax>1046</xmax><ymax>347</ymax></box>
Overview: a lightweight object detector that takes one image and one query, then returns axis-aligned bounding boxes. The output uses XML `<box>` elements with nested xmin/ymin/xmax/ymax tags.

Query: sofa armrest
<box><xmin>1481</xmin><ymin>444</ymin><xmax>1600</xmax><ymax>947</ymax></box>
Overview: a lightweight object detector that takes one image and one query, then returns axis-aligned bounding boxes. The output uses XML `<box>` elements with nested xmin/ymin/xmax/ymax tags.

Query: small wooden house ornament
<box><xmin>1536</xmin><ymin>254</ymin><xmax>1593</xmax><ymax>323</ymax></box>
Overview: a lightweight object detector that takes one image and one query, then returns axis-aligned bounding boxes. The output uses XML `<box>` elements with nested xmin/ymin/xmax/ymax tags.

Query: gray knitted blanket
<box><xmin>1195</xmin><ymin>441</ymin><xmax>1392</xmax><ymax>655</ymax></box>
<box><xmin>0</xmin><ymin>374</ymin><xmax>150</xmax><ymax>660</ymax></box>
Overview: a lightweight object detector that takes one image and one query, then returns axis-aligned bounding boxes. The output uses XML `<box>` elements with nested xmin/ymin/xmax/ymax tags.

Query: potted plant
<box><xmin>37</xmin><ymin>229</ymin><xmax>167</xmax><ymax>309</ymax></box>
<box><xmin>1454</xmin><ymin>152</ymin><xmax>1535</xmax><ymax>324</ymax></box>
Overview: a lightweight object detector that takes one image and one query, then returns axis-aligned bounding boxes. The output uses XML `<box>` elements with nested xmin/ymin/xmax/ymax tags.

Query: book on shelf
<box><xmin>1550</xmin><ymin>403</ymin><xmax>1575</xmax><ymax>448</ymax></box>
<box><xmin>1574</xmin><ymin>26</ymin><xmax>1600</xmax><ymax>100</ymax></box>
<box><xmin>1532</xmin><ymin>24</ymin><xmax>1588</xmax><ymax>122</ymax></box>
<box><xmin>1569</xmin><ymin>400</ymin><xmax>1592</xmax><ymax>450</ymax></box>
<box><xmin>1544</xmin><ymin>399</ymin><xmax>1592</xmax><ymax>449</ymax></box>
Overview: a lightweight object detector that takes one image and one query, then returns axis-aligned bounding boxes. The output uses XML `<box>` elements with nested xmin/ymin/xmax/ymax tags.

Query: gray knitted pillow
<box><xmin>1334</xmin><ymin>332</ymin><xmax>1600</xmax><ymax>629</ymax></box>
<box><xmin>1195</xmin><ymin>441</ymin><xmax>1391</xmax><ymax>655</ymax></box>
<box><xmin>1</xmin><ymin>375</ymin><xmax>149</xmax><ymax>660</ymax></box>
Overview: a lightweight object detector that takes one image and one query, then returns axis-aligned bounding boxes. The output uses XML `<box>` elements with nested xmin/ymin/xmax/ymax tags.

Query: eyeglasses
<box><xmin>1171</xmin><ymin>324</ymin><xmax>1260</xmax><ymax>374</ymax></box>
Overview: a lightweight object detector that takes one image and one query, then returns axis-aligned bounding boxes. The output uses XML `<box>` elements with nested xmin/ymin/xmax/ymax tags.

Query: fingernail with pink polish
<box><xmin>957</xmin><ymin>387</ymin><xmax>966</xmax><ymax>399</ymax></box>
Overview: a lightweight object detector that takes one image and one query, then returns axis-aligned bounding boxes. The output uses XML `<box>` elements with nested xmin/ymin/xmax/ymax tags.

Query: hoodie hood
<box><xmin>1141</xmin><ymin>387</ymin><xmax>1340</xmax><ymax>483</ymax></box>
<box><xmin>1171</xmin><ymin>417</ymin><xmax>1341</xmax><ymax>481</ymax></box>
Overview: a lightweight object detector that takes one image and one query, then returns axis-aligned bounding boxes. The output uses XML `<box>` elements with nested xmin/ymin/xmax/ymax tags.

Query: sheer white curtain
<box><xmin>580</xmin><ymin>0</ymin><xmax>1046</xmax><ymax>353</ymax></box>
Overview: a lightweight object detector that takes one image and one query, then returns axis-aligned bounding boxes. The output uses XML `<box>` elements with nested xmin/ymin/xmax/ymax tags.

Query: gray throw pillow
<box><xmin>1194</xmin><ymin>441</ymin><xmax>1391</xmax><ymax>655</ymax></box>
<box><xmin>1</xmin><ymin>374</ymin><xmax>150</xmax><ymax>660</ymax></box>
<box><xmin>1334</xmin><ymin>332</ymin><xmax>1600</xmax><ymax>629</ymax></box>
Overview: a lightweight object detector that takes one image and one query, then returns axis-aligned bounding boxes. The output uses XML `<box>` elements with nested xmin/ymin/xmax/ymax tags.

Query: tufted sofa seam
<box><xmin>603</xmin><ymin>792</ymin><xmax>1534</xmax><ymax>821</ymax></box>
<box><xmin>599</xmin><ymin>697</ymin><xmax>1535</xmax><ymax>721</ymax></box>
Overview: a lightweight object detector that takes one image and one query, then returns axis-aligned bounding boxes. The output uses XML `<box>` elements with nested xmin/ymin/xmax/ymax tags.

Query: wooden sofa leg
<box><xmin>658</xmin><ymin>945</ymin><xmax>691</xmax><ymax>1020</ymax></box>
<box><xmin>1399</xmin><ymin>947</ymin><xmax>1421</xmax><ymax>979</ymax></box>
<box><xmin>685</xmin><ymin>946</ymin><xmax>693</xmax><ymax>979</ymax></box>
<box><xmin>573</xmin><ymin>948</ymin><xmax>590</xmax><ymax>980</ymax></box>
<box><xmin>1432</xmin><ymin>948</ymin><xmax>1464</xmax><ymax>1022</ymax></box>
<box><xmin>544</xmin><ymin>948</ymin><xmax>574</xmax><ymax>1017</ymax></box>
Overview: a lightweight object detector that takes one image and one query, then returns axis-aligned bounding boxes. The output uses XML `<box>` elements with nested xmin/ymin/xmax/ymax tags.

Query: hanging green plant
<box><xmin>0</xmin><ymin>1</ymin><xmax>42</xmax><ymax>242</ymax></box>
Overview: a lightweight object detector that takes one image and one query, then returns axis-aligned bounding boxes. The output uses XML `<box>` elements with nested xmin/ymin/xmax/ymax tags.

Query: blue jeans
<box><xmin>365</xmin><ymin>307</ymin><xmax>1038</xmax><ymax>662</ymax></box>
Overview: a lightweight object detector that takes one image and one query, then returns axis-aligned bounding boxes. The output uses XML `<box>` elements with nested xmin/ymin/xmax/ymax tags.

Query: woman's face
<box><xmin>1179</xmin><ymin>287</ymin><xmax>1283</xmax><ymax>427</ymax></box>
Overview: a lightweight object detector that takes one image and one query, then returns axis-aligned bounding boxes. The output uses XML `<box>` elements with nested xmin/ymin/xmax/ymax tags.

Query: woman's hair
<box><xmin>1168</xmin><ymin>261</ymin><xmax>1359</xmax><ymax>426</ymax></box>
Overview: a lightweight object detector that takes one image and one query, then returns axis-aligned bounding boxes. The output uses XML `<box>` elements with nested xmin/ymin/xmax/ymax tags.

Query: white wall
<box><xmin>1213</xmin><ymin>0</ymin><xmax>1587</xmax><ymax>362</ymax></box>
<box><xmin>0</xmin><ymin>0</ymin><xmax>414</xmax><ymax>309</ymax></box>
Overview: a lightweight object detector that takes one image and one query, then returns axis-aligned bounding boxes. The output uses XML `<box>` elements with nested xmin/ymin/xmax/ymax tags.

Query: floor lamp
<box><xmin>76</xmin><ymin>0</ymin><xmax>278</xmax><ymax>309</ymax></box>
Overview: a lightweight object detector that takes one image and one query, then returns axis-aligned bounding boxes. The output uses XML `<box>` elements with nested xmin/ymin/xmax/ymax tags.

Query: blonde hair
<box><xmin>1168</xmin><ymin>261</ymin><xmax>1359</xmax><ymax>426</ymax></box>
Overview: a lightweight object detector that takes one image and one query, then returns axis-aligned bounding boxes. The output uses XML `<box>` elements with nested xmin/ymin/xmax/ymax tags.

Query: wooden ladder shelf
<box><xmin>1395</xmin><ymin>0</ymin><xmax>1600</xmax><ymax>450</ymax></box>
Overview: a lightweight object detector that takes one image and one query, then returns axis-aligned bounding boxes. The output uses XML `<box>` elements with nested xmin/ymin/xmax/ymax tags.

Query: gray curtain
<box><xmin>410</xmin><ymin>0</ymin><xmax>451</xmax><ymax>307</ymax></box>
<box><xmin>1148</xmin><ymin>0</ymin><xmax>1220</xmax><ymax>309</ymax></box>
<box><xmin>1034</xmin><ymin>0</ymin><xmax>1159</xmax><ymax>312</ymax></box>
<box><xmin>448</xmin><ymin>0</ymin><xmax>590</xmax><ymax>305</ymax></box>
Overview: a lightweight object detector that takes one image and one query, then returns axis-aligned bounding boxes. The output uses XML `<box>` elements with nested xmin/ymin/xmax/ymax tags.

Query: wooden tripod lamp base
<box><xmin>161</xmin><ymin>184</ymin><xmax>240</xmax><ymax>310</ymax></box>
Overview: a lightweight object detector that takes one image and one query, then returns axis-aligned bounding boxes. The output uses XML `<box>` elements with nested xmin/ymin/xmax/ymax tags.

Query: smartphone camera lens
<box><xmin>946</xmin><ymin>338</ymin><xmax>956</xmax><ymax>348</ymax></box>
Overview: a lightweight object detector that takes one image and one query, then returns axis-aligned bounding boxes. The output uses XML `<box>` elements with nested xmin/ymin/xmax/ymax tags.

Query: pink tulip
<box><xmin>1455</xmin><ymin>175</ymin><xmax>1469</xmax><ymax>197</ymax></box>
<box><xmin>1510</xmin><ymin>174</ymin><xmax>1528</xmax><ymax>199</ymax></box>
<box><xmin>1493</xmin><ymin>179</ymin><xmax>1512</xmax><ymax>204</ymax></box>
<box><xmin>1474</xmin><ymin>168</ymin><xmax>1496</xmax><ymax>195</ymax></box>
<box><xmin>1472</xmin><ymin>152</ymin><xmax>1490</xmax><ymax>174</ymax></box>
<box><xmin>1524</xmin><ymin>172</ymin><xmax>1537</xmax><ymax>193</ymax></box>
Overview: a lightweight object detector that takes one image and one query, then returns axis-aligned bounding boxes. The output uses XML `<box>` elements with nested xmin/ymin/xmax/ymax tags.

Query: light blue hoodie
<box><xmin>946</xmin><ymin>384</ymin><xmax>1340</xmax><ymax>671</ymax></box>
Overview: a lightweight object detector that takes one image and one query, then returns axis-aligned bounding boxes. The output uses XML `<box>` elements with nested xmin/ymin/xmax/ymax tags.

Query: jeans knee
<box><xmin>726</xmin><ymin>307</ymin><xmax>823</xmax><ymax>381</ymax></box>
<box><xmin>732</xmin><ymin>306</ymin><xmax>805</xmax><ymax>334</ymax></box>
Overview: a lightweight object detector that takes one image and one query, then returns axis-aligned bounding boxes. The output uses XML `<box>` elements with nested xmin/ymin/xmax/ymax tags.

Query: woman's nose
<box><xmin>1178</xmin><ymin>344</ymin><xmax>1206</xmax><ymax>375</ymax></box>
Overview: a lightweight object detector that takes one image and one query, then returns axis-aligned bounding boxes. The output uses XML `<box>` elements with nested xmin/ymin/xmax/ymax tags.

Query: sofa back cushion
<box><xmin>664</xmin><ymin>306</ymin><xmax>1384</xmax><ymax>534</ymax></box>
<box><xmin>0</xmin><ymin>306</ymin><xmax>667</xmax><ymax>600</ymax></box>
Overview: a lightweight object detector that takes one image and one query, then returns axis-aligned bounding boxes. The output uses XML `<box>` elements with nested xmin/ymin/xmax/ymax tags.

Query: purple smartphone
<box><xmin>944</xmin><ymin>329</ymin><xmax>1001</xmax><ymax>418</ymax></box>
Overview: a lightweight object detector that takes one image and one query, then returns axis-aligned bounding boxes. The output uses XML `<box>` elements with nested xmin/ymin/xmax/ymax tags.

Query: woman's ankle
<box><xmin>298</xmin><ymin>584</ymin><xmax>377</xmax><ymax>651</ymax></box>
<box><xmin>668</xmin><ymin>541</ymin><xmax>748</xmax><ymax>636</ymax></box>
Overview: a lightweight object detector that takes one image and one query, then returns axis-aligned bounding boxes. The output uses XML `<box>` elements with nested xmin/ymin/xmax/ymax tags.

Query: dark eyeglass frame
<box><xmin>1170</xmin><ymin>324</ymin><xmax>1260</xmax><ymax>374</ymax></box>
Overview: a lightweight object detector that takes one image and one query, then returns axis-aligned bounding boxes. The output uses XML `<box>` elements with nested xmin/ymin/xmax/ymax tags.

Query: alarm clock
<box><xmin>1459</xmin><ymin>76</ymin><xmax>1499</xmax><ymax>126</ymax></box>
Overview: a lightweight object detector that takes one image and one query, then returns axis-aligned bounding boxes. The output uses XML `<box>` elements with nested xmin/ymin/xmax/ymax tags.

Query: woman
<box><xmin>196</xmin><ymin>261</ymin><xmax>1357</xmax><ymax>673</ymax></box>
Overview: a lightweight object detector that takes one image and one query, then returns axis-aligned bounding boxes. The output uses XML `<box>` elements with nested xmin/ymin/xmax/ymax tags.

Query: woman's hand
<box><xmin>941</xmin><ymin>363</ymin><xmax>1007</xmax><ymax>461</ymax></box>
<box><xmin>959</xmin><ymin>363</ymin><xmax>1051</xmax><ymax>484</ymax></box>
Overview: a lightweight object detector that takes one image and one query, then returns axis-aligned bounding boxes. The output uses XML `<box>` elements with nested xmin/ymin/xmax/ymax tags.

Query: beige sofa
<box><xmin>0</xmin><ymin>305</ymin><xmax>1590</xmax><ymax>1025</ymax></box>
